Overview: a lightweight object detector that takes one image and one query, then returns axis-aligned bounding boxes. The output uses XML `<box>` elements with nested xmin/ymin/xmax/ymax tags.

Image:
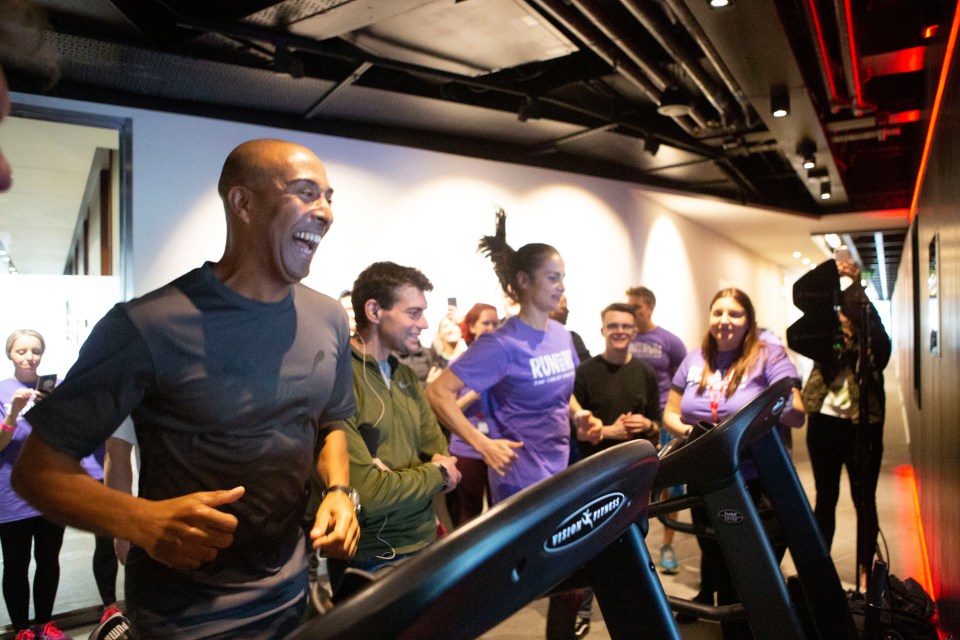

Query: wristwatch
<box><xmin>321</xmin><ymin>485</ymin><xmax>361</xmax><ymax>513</ymax></box>
<box><xmin>435</xmin><ymin>463</ymin><xmax>450</xmax><ymax>491</ymax></box>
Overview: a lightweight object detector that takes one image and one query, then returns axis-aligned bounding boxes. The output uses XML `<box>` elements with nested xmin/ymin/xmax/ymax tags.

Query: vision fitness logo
<box><xmin>544</xmin><ymin>493</ymin><xmax>625</xmax><ymax>552</ymax></box>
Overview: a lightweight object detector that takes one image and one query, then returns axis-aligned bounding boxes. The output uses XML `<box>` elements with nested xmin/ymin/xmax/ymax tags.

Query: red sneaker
<box><xmin>39</xmin><ymin>621</ymin><xmax>69</xmax><ymax>640</ymax></box>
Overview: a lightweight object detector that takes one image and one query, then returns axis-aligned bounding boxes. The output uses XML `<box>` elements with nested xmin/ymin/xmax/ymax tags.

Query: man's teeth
<box><xmin>294</xmin><ymin>231</ymin><xmax>322</xmax><ymax>246</ymax></box>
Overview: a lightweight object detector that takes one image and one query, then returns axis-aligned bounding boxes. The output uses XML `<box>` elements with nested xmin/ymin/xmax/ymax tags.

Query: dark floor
<box><xmin>1</xmin><ymin>365</ymin><xmax>928</xmax><ymax>639</ymax></box>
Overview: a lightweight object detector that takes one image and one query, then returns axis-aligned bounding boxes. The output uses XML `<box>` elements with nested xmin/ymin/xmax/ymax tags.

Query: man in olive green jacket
<box><xmin>325</xmin><ymin>262</ymin><xmax>461</xmax><ymax>587</ymax></box>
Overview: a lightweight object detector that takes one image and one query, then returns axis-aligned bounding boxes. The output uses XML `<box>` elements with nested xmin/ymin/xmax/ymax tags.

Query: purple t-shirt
<box><xmin>1</xmin><ymin>377</ymin><xmax>42</xmax><ymax>523</ymax></box>
<box><xmin>629</xmin><ymin>326</ymin><xmax>687</xmax><ymax>409</ymax></box>
<box><xmin>672</xmin><ymin>344</ymin><xmax>799</xmax><ymax>427</ymax></box>
<box><xmin>450</xmin><ymin>317</ymin><xmax>578</xmax><ymax>503</ymax></box>
<box><xmin>447</xmin><ymin>389</ymin><xmax>486</xmax><ymax>461</ymax></box>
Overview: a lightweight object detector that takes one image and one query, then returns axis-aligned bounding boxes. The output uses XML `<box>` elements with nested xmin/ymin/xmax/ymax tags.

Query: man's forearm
<box><xmin>12</xmin><ymin>434</ymin><xmax>144</xmax><ymax>540</ymax></box>
<box><xmin>316</xmin><ymin>422</ymin><xmax>350</xmax><ymax>487</ymax></box>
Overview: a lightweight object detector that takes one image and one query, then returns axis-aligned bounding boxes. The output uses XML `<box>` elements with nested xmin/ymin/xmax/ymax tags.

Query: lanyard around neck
<box><xmin>707</xmin><ymin>368</ymin><xmax>735</xmax><ymax>424</ymax></box>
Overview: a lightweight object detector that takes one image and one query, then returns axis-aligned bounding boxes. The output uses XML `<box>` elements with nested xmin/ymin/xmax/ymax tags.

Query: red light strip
<box><xmin>894</xmin><ymin>465</ymin><xmax>935</xmax><ymax>596</ymax></box>
<box><xmin>909</xmin><ymin>0</ymin><xmax>960</xmax><ymax>222</ymax></box>
<box><xmin>806</xmin><ymin>0</ymin><xmax>848</xmax><ymax>108</ymax></box>
<box><xmin>842</xmin><ymin>0</ymin><xmax>867</xmax><ymax>110</ymax></box>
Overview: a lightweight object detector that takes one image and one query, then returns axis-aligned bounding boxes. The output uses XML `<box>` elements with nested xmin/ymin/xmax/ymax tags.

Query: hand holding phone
<box><xmin>35</xmin><ymin>374</ymin><xmax>57</xmax><ymax>398</ymax></box>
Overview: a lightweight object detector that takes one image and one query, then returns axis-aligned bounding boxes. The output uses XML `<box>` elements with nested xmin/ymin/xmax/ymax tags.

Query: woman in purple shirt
<box><xmin>428</xmin><ymin>212</ymin><xmax>600</xmax><ymax>638</ymax></box>
<box><xmin>0</xmin><ymin>330</ymin><xmax>67</xmax><ymax>639</ymax></box>
<box><xmin>663</xmin><ymin>288</ymin><xmax>804</xmax><ymax>640</ymax></box>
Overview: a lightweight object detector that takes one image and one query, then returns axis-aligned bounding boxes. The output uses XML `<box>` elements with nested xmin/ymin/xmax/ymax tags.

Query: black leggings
<box><xmin>0</xmin><ymin>516</ymin><xmax>66</xmax><ymax>631</ymax></box>
<box><xmin>806</xmin><ymin>412</ymin><xmax>883</xmax><ymax>572</ymax></box>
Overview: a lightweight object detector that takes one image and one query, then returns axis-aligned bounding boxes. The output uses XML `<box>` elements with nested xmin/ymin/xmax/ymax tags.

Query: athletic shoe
<box><xmin>660</xmin><ymin>543</ymin><xmax>679</xmax><ymax>575</ymax></box>
<box><xmin>573</xmin><ymin>616</ymin><xmax>590</xmax><ymax>638</ymax></box>
<box><xmin>88</xmin><ymin>608</ymin><xmax>133</xmax><ymax>640</ymax></box>
<box><xmin>14</xmin><ymin>629</ymin><xmax>36</xmax><ymax>640</ymax></box>
<box><xmin>38</xmin><ymin>621</ymin><xmax>70</xmax><ymax>639</ymax></box>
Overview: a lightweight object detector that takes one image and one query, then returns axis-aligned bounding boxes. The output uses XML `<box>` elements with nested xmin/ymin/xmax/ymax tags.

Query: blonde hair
<box><xmin>6</xmin><ymin>329</ymin><xmax>45</xmax><ymax>358</ymax></box>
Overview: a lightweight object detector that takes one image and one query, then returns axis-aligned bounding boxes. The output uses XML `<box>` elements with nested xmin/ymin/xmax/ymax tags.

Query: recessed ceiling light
<box><xmin>792</xmin><ymin>251</ymin><xmax>801</xmax><ymax>259</ymax></box>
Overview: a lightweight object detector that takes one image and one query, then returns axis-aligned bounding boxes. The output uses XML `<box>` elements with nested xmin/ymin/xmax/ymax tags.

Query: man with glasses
<box><xmin>573</xmin><ymin>302</ymin><xmax>661</xmax><ymax>457</ymax></box>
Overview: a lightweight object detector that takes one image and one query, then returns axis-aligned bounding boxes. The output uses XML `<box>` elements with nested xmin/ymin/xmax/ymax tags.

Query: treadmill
<box><xmin>651</xmin><ymin>377</ymin><xmax>859</xmax><ymax>640</ymax></box>
<box><xmin>287</xmin><ymin>438</ymin><xmax>678</xmax><ymax>639</ymax></box>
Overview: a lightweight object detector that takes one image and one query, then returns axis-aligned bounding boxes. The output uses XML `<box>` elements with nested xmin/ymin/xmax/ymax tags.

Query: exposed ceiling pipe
<box><xmin>563</xmin><ymin>0</ymin><xmax>671</xmax><ymax>91</ymax></box>
<box><xmin>528</xmin><ymin>0</ymin><xmax>702</xmax><ymax>136</ymax></box>
<box><xmin>830</xmin><ymin>126</ymin><xmax>901</xmax><ymax>143</ymax></box>
<box><xmin>801</xmin><ymin>0</ymin><xmax>851</xmax><ymax>113</ymax></box>
<box><xmin>616</xmin><ymin>0</ymin><xmax>733</xmax><ymax>125</ymax></box>
<box><xmin>833</xmin><ymin>0</ymin><xmax>874</xmax><ymax>115</ymax></box>
<box><xmin>657</xmin><ymin>0</ymin><xmax>753</xmax><ymax>126</ymax></box>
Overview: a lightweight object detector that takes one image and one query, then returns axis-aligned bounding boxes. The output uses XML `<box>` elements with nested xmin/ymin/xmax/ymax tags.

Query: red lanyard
<box><xmin>707</xmin><ymin>369</ymin><xmax>734</xmax><ymax>424</ymax></box>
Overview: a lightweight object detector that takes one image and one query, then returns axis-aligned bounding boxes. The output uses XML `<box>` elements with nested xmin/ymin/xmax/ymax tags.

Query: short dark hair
<box><xmin>625</xmin><ymin>286</ymin><xmax>656</xmax><ymax>307</ymax></box>
<box><xmin>352</xmin><ymin>262</ymin><xmax>433</xmax><ymax>330</ymax></box>
<box><xmin>601</xmin><ymin>303</ymin><xmax>637</xmax><ymax>322</ymax></box>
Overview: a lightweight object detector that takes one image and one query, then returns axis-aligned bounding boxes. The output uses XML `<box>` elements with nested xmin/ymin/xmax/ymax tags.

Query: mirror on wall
<box><xmin>928</xmin><ymin>232</ymin><xmax>940</xmax><ymax>357</ymax></box>
<box><xmin>0</xmin><ymin>104</ymin><xmax>130</xmax><ymax>285</ymax></box>
<box><xmin>0</xmin><ymin>103</ymin><xmax>133</xmax><ymax>629</ymax></box>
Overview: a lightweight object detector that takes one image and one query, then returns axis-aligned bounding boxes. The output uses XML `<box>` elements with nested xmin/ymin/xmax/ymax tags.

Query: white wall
<box><xmin>10</xmin><ymin>91</ymin><xmax>791</xmax><ymax>357</ymax></box>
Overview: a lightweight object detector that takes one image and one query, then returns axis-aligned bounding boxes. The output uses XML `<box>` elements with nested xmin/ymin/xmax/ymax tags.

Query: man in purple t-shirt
<box><xmin>626</xmin><ymin>285</ymin><xmax>687</xmax><ymax>576</ymax></box>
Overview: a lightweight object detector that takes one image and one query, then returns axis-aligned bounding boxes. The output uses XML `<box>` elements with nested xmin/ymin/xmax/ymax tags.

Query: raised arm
<box><xmin>426</xmin><ymin>368</ymin><xmax>521</xmax><ymax>476</ymax></box>
<box><xmin>13</xmin><ymin>433</ymin><xmax>243</xmax><ymax>571</ymax></box>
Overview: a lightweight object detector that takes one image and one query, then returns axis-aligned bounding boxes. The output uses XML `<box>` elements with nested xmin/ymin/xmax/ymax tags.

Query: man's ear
<box><xmin>364</xmin><ymin>299</ymin><xmax>380</xmax><ymax>325</ymax></box>
<box><xmin>226</xmin><ymin>185</ymin><xmax>254</xmax><ymax>224</ymax></box>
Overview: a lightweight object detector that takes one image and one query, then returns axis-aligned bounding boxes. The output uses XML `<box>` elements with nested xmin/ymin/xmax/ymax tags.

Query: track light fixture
<box><xmin>770</xmin><ymin>85</ymin><xmax>789</xmax><ymax>118</ymax></box>
<box><xmin>645</xmin><ymin>136</ymin><xmax>661</xmax><ymax>156</ymax></box>
<box><xmin>657</xmin><ymin>85</ymin><xmax>694</xmax><ymax>117</ymax></box>
<box><xmin>517</xmin><ymin>97</ymin><xmax>541</xmax><ymax>122</ymax></box>
<box><xmin>820</xmin><ymin>181</ymin><xmax>832</xmax><ymax>200</ymax></box>
<box><xmin>796</xmin><ymin>138</ymin><xmax>817</xmax><ymax>169</ymax></box>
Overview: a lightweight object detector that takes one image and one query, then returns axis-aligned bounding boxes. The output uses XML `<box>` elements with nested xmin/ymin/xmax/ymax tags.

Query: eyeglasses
<box><xmin>604</xmin><ymin>323</ymin><xmax>636</xmax><ymax>331</ymax></box>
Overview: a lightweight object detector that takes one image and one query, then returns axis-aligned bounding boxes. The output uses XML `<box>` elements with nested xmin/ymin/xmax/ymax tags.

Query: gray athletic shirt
<box><xmin>27</xmin><ymin>263</ymin><xmax>356</xmax><ymax>634</ymax></box>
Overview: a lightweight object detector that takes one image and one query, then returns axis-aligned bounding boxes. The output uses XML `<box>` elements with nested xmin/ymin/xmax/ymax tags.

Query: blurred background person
<box><xmin>1</xmin><ymin>330</ymin><xmax>67</xmax><ymax>639</ymax></box>
<box><xmin>801</xmin><ymin>258</ymin><xmax>891</xmax><ymax>590</ymax></box>
<box><xmin>549</xmin><ymin>294</ymin><xmax>590</xmax><ymax>363</ymax></box>
<box><xmin>426</xmin><ymin>314</ymin><xmax>467</xmax><ymax>385</ymax></box>
<box><xmin>663</xmin><ymin>288</ymin><xmax>804</xmax><ymax>639</ymax></box>
<box><xmin>626</xmin><ymin>285</ymin><xmax>688</xmax><ymax>575</ymax></box>
<box><xmin>442</xmin><ymin>302</ymin><xmax>499</xmax><ymax>526</ymax></box>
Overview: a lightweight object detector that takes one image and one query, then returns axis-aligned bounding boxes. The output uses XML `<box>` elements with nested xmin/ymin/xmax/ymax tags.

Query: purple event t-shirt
<box><xmin>1</xmin><ymin>377</ymin><xmax>43</xmax><ymax>523</ymax></box>
<box><xmin>672</xmin><ymin>344</ymin><xmax>799</xmax><ymax>426</ymax></box>
<box><xmin>629</xmin><ymin>326</ymin><xmax>687</xmax><ymax>409</ymax></box>
<box><xmin>447</xmin><ymin>389</ymin><xmax>486</xmax><ymax>461</ymax></box>
<box><xmin>450</xmin><ymin>317</ymin><xmax>578</xmax><ymax>503</ymax></box>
